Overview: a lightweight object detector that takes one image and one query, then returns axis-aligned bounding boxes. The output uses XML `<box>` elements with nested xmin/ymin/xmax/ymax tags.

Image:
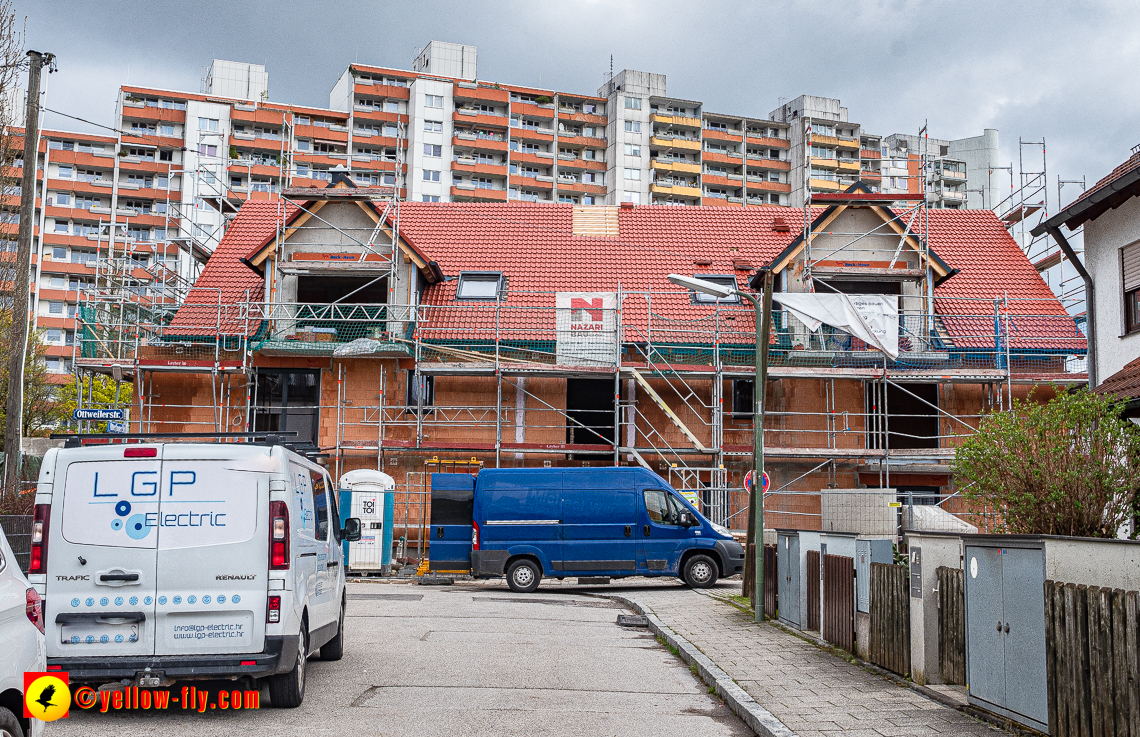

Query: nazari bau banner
<box><xmin>555</xmin><ymin>292</ymin><xmax>618</xmax><ymax>367</ymax></box>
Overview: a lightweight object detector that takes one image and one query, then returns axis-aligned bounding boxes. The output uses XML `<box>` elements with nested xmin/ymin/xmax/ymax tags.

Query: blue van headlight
<box><xmin>710</xmin><ymin>522</ymin><xmax>733</xmax><ymax>538</ymax></box>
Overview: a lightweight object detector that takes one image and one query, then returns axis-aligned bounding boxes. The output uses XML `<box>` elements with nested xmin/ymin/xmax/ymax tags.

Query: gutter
<box><xmin>1044</xmin><ymin>225</ymin><xmax>1096</xmax><ymax>389</ymax></box>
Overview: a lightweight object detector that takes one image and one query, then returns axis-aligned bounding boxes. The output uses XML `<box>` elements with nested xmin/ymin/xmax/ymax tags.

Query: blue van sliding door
<box><xmin>560</xmin><ymin>482</ymin><xmax>637</xmax><ymax>574</ymax></box>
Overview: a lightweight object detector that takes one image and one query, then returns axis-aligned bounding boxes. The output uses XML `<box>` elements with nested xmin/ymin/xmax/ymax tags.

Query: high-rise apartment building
<box><xmin>770</xmin><ymin>94</ymin><xmax>998</xmax><ymax>209</ymax></box>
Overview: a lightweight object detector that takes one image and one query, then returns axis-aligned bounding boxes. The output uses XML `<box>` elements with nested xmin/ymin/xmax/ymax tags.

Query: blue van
<box><xmin>429</xmin><ymin>467</ymin><xmax>745</xmax><ymax>593</ymax></box>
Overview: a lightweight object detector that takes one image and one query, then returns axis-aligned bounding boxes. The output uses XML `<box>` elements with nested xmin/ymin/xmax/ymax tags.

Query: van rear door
<box><xmin>152</xmin><ymin>450</ymin><xmax>269</xmax><ymax>656</ymax></box>
<box><xmin>46</xmin><ymin>447</ymin><xmax>163</xmax><ymax>659</ymax></box>
<box><xmin>429</xmin><ymin>473</ymin><xmax>475</xmax><ymax>571</ymax></box>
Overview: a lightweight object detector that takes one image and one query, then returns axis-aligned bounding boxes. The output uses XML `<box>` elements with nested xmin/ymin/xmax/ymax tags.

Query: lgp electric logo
<box><xmin>110</xmin><ymin>500</ymin><xmax>150</xmax><ymax>540</ymax></box>
<box><xmin>24</xmin><ymin>672</ymin><xmax>71</xmax><ymax>722</ymax></box>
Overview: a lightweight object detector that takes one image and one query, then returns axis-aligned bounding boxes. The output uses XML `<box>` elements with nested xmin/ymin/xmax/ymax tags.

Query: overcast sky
<box><xmin>18</xmin><ymin>0</ymin><xmax>1140</xmax><ymax>208</ymax></box>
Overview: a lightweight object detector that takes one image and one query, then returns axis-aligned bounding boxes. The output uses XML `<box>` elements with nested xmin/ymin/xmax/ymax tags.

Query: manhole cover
<box><xmin>617</xmin><ymin>614</ymin><xmax>650</xmax><ymax>628</ymax></box>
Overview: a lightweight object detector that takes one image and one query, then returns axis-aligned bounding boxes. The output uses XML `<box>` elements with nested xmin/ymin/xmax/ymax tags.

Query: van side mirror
<box><xmin>343</xmin><ymin>517</ymin><xmax>362</xmax><ymax>542</ymax></box>
<box><xmin>679</xmin><ymin>512</ymin><xmax>693</xmax><ymax>527</ymax></box>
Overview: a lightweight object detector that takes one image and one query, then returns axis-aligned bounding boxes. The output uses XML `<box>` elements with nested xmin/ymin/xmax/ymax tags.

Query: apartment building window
<box><xmin>423</xmin><ymin>144</ymin><xmax>442</xmax><ymax>157</ymax></box>
<box><xmin>624</xmin><ymin>144</ymin><xmax>641</xmax><ymax>157</ymax></box>
<box><xmin>624</xmin><ymin>121</ymin><xmax>641</xmax><ymax>133</ymax></box>
<box><xmin>159</xmin><ymin>149</ymin><xmax>174</xmax><ymax>162</ymax></box>
<box><xmin>57</xmin><ymin>165</ymin><xmax>72</xmax><ymax>179</ymax></box>
<box><xmin>474</xmin><ymin>177</ymin><xmax>494</xmax><ymax>190</ymax></box>
<box><xmin>1125</xmin><ymin>241</ymin><xmax>1140</xmax><ymax>334</ymax></box>
<box><xmin>422</xmin><ymin>195</ymin><xmax>440</xmax><ymax>202</ymax></box>
<box><xmin>624</xmin><ymin>97</ymin><xmax>641</xmax><ymax>110</ymax></box>
<box><xmin>198</xmin><ymin>144</ymin><xmax>218</xmax><ymax>157</ymax></box>
<box><xmin>623</xmin><ymin>191</ymin><xmax>640</xmax><ymax>205</ymax></box>
<box><xmin>624</xmin><ymin>168</ymin><xmax>641</xmax><ymax>181</ymax></box>
<box><xmin>131</xmin><ymin>122</ymin><xmax>156</xmax><ymax>135</ymax></box>
<box><xmin>423</xmin><ymin>170</ymin><xmax>440</xmax><ymax>182</ymax></box>
<box><xmin>48</xmin><ymin>301</ymin><xmax>63</xmax><ymax>314</ymax></box>
<box><xmin>583</xmin><ymin>103</ymin><xmax>599</xmax><ymax>114</ymax></box>
<box><xmin>52</xmin><ymin>193</ymin><xmax>70</xmax><ymax>206</ymax></box>
<box><xmin>295</xmin><ymin>139</ymin><xmax>311</xmax><ymax>152</ymax></box>
<box><xmin>425</xmin><ymin>95</ymin><xmax>444</xmax><ymax>109</ymax></box>
<box><xmin>197</xmin><ymin>117</ymin><xmax>219</xmax><ymax>132</ymax></box>
<box><xmin>584</xmin><ymin>172</ymin><xmax>603</xmax><ymax>184</ymax></box>
<box><xmin>52</xmin><ymin>221</ymin><xmax>68</xmax><ymax>233</ymax></box>
<box><xmin>424</xmin><ymin>120</ymin><xmax>442</xmax><ymax>132</ymax></box>
<box><xmin>160</xmin><ymin>124</ymin><xmax>175</xmax><ymax>136</ymax></box>
<box><xmin>583</xmin><ymin>195</ymin><xmax>597</xmax><ymax>205</ymax></box>
<box><xmin>383</xmin><ymin>101</ymin><xmax>399</xmax><ymax>113</ymax></box>
<box><xmin>48</xmin><ymin>140</ymin><xmax>74</xmax><ymax>151</ymax></box>
<box><xmin>810</xmin><ymin>145</ymin><xmax>837</xmax><ymax>159</ymax></box>
<box><xmin>583</xmin><ymin>149</ymin><xmax>601</xmax><ymax>161</ymax></box>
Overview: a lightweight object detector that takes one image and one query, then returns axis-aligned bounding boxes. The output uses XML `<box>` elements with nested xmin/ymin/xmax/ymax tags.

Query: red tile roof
<box><xmin>166</xmin><ymin>199</ymin><xmax>296</xmax><ymax>335</ymax></box>
<box><xmin>1068</xmin><ymin>151</ymin><xmax>1140</xmax><ymax>215</ymax></box>
<box><xmin>1096</xmin><ymin>355</ymin><xmax>1140</xmax><ymax>401</ymax></box>
<box><xmin>169</xmin><ymin>199</ymin><xmax>1083</xmax><ymax>355</ymax></box>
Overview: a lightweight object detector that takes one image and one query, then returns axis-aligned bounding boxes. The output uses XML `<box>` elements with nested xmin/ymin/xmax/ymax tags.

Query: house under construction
<box><xmin>70</xmin><ymin>175</ymin><xmax>1086</xmax><ymax>540</ymax></box>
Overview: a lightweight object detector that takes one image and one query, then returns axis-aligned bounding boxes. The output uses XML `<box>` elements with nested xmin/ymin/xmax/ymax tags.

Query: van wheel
<box><xmin>682</xmin><ymin>554</ymin><xmax>719</xmax><ymax>589</ymax></box>
<box><xmin>0</xmin><ymin>706</ymin><xmax>23</xmax><ymax>737</ymax></box>
<box><xmin>319</xmin><ymin>597</ymin><xmax>346</xmax><ymax>661</ymax></box>
<box><xmin>506</xmin><ymin>559</ymin><xmax>541</xmax><ymax>593</ymax></box>
<box><xmin>269</xmin><ymin>623</ymin><xmax>307</xmax><ymax>707</ymax></box>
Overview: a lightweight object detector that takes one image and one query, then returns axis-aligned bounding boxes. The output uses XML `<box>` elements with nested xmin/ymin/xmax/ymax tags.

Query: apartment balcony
<box><xmin>702</xmin><ymin>128</ymin><xmax>743</xmax><ymax>142</ymax></box>
<box><xmin>556</xmin><ymin>181</ymin><xmax>607</xmax><ymax>196</ymax></box>
<box><xmin>650</xmin><ymin>113</ymin><xmax>701</xmax><ymax>128</ymax></box>
<box><xmin>450</xmin><ymin>185</ymin><xmax>507</xmax><ymax>202</ymax></box>
<box><xmin>650</xmin><ymin>182</ymin><xmax>701</xmax><ymax>198</ymax></box>
<box><xmin>452</xmin><ymin>83</ymin><xmax>508</xmax><ymax>104</ymax></box>
<box><xmin>353</xmin><ymin>81</ymin><xmax>410</xmax><ymax>100</ymax></box>
<box><xmin>512</xmin><ymin>126</ymin><xmax>555</xmax><ymax>142</ymax></box>
<box><xmin>746</xmin><ymin>180</ymin><xmax>791</xmax><ymax>193</ymax></box>
<box><xmin>940</xmin><ymin>188</ymin><xmax>967</xmax><ymax>201</ymax></box>
<box><xmin>703</xmin><ymin>151</ymin><xmax>743</xmax><ymax>165</ymax></box>
<box><xmin>557</xmin><ymin>110</ymin><xmax>607</xmax><ymax>126</ymax></box>
<box><xmin>745</xmin><ymin>134</ymin><xmax>789</xmax><ymax>148</ymax></box>
<box><xmin>810</xmin><ymin>134</ymin><xmax>841</xmax><ymax>147</ymax></box>
<box><xmin>809</xmin><ymin>178</ymin><xmax>842</xmax><ymax>191</ymax></box>
<box><xmin>811</xmin><ymin>157</ymin><xmax>839</xmax><ymax>170</ymax></box>
<box><xmin>940</xmin><ymin>167</ymin><xmax>968</xmax><ymax>182</ymax></box>
<box><xmin>651</xmin><ymin>159</ymin><xmax>702</xmax><ymax>175</ymax></box>
<box><xmin>556</xmin><ymin>134</ymin><xmax>606</xmax><ymax>148</ymax></box>
<box><xmin>701</xmin><ymin>174</ymin><xmax>741</xmax><ymax>190</ymax></box>
<box><xmin>508</xmin><ymin>174</ymin><xmax>552</xmax><ymax>190</ymax></box>
<box><xmin>453</xmin><ymin>133</ymin><xmax>509</xmax><ymax>153</ymax></box>
<box><xmin>860</xmin><ymin>170</ymin><xmax>883</xmax><ymax>182</ymax></box>
<box><xmin>453</xmin><ymin>109</ymin><xmax>509</xmax><ymax>129</ymax></box>
<box><xmin>836</xmin><ymin>136</ymin><xmax>860</xmax><ymax>150</ymax></box>
<box><xmin>295</xmin><ymin>123</ymin><xmax>352</xmax><ymax>142</ymax></box>
<box><xmin>232</xmin><ymin>130</ymin><xmax>257</xmax><ymax>141</ymax></box>
<box><xmin>455</xmin><ymin>161</ymin><xmax>508</xmax><ymax>178</ymax></box>
<box><xmin>837</xmin><ymin>160</ymin><xmax>861</xmax><ymax>173</ymax></box>
<box><xmin>860</xmin><ymin>148</ymin><xmax>882</xmax><ymax>160</ymax></box>
<box><xmin>702</xmin><ymin>193</ymin><xmax>732</xmax><ymax>206</ymax></box>
<box><xmin>511</xmin><ymin>102</ymin><xmax>555</xmax><ymax>119</ymax></box>
<box><xmin>649</xmin><ymin>135</ymin><xmax>701</xmax><ymax>152</ymax></box>
<box><xmin>119</xmin><ymin>105</ymin><xmax>186</xmax><ymax>124</ymax></box>
<box><xmin>745</xmin><ymin>158</ymin><xmax>791</xmax><ymax>172</ymax></box>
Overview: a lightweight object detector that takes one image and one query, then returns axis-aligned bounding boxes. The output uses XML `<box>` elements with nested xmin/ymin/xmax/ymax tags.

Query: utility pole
<box><xmin>4</xmin><ymin>50</ymin><xmax>52</xmax><ymax>495</ymax></box>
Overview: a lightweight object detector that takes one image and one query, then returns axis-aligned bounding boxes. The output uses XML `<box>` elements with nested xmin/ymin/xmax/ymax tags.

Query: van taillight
<box><xmin>26</xmin><ymin>588</ymin><xmax>44</xmax><ymax>634</ymax></box>
<box><xmin>269</xmin><ymin>501</ymin><xmax>289</xmax><ymax>570</ymax></box>
<box><xmin>267</xmin><ymin>595</ymin><xmax>281</xmax><ymax>623</ymax></box>
<box><xmin>28</xmin><ymin>504</ymin><xmax>50</xmax><ymax>575</ymax></box>
<box><xmin>124</xmin><ymin>447</ymin><xmax>157</xmax><ymax>458</ymax></box>
<box><xmin>472</xmin><ymin>521</ymin><xmax>479</xmax><ymax>551</ymax></box>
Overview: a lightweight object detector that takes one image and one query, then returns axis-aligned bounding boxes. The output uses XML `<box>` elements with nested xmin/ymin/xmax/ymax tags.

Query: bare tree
<box><xmin>0</xmin><ymin>2</ymin><xmax>23</xmax><ymax>303</ymax></box>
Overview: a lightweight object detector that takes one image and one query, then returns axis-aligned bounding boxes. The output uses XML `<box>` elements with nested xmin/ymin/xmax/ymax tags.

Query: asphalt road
<box><xmin>51</xmin><ymin>580</ymin><xmax>752</xmax><ymax>737</ymax></box>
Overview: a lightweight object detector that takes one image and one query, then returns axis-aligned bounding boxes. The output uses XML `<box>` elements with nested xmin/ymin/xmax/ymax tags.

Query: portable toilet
<box><xmin>338</xmin><ymin>469</ymin><xmax>396</xmax><ymax>574</ymax></box>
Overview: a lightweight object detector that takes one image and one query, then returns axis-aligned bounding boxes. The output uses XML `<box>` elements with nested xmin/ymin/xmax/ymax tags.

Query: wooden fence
<box><xmin>823</xmin><ymin>554</ymin><xmax>855</xmax><ymax>653</ymax></box>
<box><xmin>937</xmin><ymin>566</ymin><xmax>966</xmax><ymax>685</ymax></box>
<box><xmin>869</xmin><ymin>562</ymin><xmax>910</xmax><ymax>676</ymax></box>
<box><xmin>764</xmin><ymin>544</ymin><xmax>778</xmax><ymax>619</ymax></box>
<box><xmin>806</xmin><ymin>550</ymin><xmax>821</xmax><ymax>631</ymax></box>
<box><xmin>1044</xmin><ymin>580</ymin><xmax>1140</xmax><ymax>737</ymax></box>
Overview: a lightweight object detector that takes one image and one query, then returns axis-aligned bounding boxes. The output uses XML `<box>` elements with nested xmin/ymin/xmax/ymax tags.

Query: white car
<box><xmin>0</xmin><ymin>519</ymin><xmax>46</xmax><ymax>737</ymax></box>
<box><xmin>30</xmin><ymin>440</ymin><xmax>361</xmax><ymax>708</ymax></box>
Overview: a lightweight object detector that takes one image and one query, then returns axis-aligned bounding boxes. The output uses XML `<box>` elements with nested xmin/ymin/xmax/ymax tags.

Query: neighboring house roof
<box><xmin>1096</xmin><ymin>356</ymin><xmax>1140</xmax><ymax>403</ymax></box>
<box><xmin>1035</xmin><ymin>150</ymin><xmax>1140</xmax><ymax>234</ymax></box>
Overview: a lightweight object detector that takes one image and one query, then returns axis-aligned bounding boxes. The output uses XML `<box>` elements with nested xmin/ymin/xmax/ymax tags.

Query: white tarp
<box><xmin>556</xmin><ymin>292</ymin><xmax>618</xmax><ymax>366</ymax></box>
<box><xmin>772</xmin><ymin>293</ymin><xmax>900</xmax><ymax>360</ymax></box>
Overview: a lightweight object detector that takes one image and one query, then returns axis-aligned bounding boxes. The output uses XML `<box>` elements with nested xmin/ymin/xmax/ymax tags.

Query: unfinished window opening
<box><xmin>566</xmin><ymin>378</ymin><xmax>615</xmax><ymax>457</ymax></box>
<box><xmin>731</xmin><ymin>379</ymin><xmax>754</xmax><ymax>418</ymax></box>
<box><xmin>865</xmin><ymin>382</ymin><xmax>939</xmax><ymax>450</ymax></box>
<box><xmin>296</xmin><ymin>275</ymin><xmax>387</xmax><ymax>304</ymax></box>
<box><xmin>817</xmin><ymin>279</ymin><xmax>902</xmax><ymax>295</ymax></box>
<box><xmin>406</xmin><ymin>371</ymin><xmax>434</xmax><ymax>415</ymax></box>
<box><xmin>253</xmin><ymin>369</ymin><xmax>321</xmax><ymax>447</ymax></box>
<box><xmin>456</xmin><ymin>272</ymin><xmax>503</xmax><ymax>300</ymax></box>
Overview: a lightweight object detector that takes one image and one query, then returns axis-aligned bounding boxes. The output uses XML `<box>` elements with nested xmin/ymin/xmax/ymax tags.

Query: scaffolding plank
<box><xmin>628</xmin><ymin>368</ymin><xmax>711</xmax><ymax>453</ymax></box>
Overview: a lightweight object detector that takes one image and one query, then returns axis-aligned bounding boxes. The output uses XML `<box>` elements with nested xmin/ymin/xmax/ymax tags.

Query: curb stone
<box><xmin>604</xmin><ymin>593</ymin><xmax>797</xmax><ymax>737</ymax></box>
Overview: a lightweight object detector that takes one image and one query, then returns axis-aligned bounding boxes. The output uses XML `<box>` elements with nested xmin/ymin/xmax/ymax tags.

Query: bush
<box><xmin>954</xmin><ymin>388</ymin><xmax>1140</xmax><ymax>537</ymax></box>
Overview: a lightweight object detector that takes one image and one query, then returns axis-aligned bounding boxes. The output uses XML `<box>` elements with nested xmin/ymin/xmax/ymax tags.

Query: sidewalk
<box><xmin>616</xmin><ymin>585</ymin><xmax>1009</xmax><ymax>737</ymax></box>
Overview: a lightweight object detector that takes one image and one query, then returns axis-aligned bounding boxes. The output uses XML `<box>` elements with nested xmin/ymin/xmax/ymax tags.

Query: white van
<box><xmin>29</xmin><ymin>441</ymin><xmax>361</xmax><ymax>708</ymax></box>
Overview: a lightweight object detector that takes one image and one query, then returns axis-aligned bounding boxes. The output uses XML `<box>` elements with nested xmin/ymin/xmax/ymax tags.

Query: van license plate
<box><xmin>61</xmin><ymin>622</ymin><xmax>140</xmax><ymax>645</ymax></box>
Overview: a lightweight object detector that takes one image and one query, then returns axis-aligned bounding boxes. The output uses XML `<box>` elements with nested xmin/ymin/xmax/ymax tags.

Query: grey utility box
<box><xmin>964</xmin><ymin>538</ymin><xmax>1048</xmax><ymax>732</ymax></box>
<box><xmin>855</xmin><ymin>537</ymin><xmax>894</xmax><ymax>613</ymax></box>
<box><xmin>904</xmin><ymin>531</ymin><xmax>963</xmax><ymax>686</ymax></box>
<box><xmin>776</xmin><ymin>530</ymin><xmax>821</xmax><ymax>630</ymax></box>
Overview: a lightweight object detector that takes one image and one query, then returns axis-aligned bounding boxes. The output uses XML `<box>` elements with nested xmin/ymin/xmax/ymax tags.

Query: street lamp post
<box><xmin>668</xmin><ymin>271</ymin><xmax>773</xmax><ymax>623</ymax></box>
